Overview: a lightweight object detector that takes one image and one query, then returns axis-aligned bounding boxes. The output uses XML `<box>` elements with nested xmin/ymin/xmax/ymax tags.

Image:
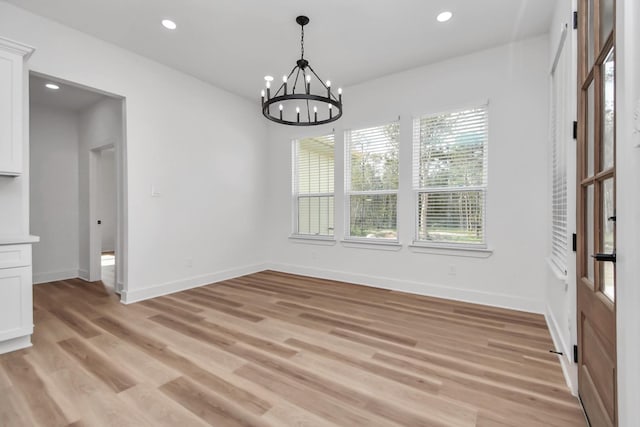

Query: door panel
<box><xmin>578</xmin><ymin>0</ymin><xmax>616</xmax><ymax>425</ymax></box>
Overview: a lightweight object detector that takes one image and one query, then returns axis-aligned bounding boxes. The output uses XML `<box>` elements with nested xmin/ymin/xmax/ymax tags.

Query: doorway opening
<box><xmin>29</xmin><ymin>72</ymin><xmax>128</xmax><ymax>297</ymax></box>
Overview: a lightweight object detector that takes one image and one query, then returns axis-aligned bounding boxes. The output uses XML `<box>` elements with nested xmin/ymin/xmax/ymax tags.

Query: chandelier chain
<box><xmin>300</xmin><ymin>24</ymin><xmax>305</xmax><ymax>59</ymax></box>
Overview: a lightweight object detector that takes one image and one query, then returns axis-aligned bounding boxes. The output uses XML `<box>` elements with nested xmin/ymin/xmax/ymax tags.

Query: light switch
<box><xmin>634</xmin><ymin>98</ymin><xmax>640</xmax><ymax>147</ymax></box>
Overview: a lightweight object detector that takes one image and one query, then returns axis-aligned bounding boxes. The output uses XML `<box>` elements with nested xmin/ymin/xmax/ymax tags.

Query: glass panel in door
<box><xmin>601</xmin><ymin>49</ymin><xmax>615</xmax><ymax>171</ymax></box>
<box><xmin>600</xmin><ymin>180</ymin><xmax>615</xmax><ymax>301</ymax></box>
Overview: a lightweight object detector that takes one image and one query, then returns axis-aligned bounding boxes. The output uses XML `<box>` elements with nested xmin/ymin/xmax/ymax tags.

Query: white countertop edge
<box><xmin>0</xmin><ymin>235</ymin><xmax>40</xmax><ymax>245</ymax></box>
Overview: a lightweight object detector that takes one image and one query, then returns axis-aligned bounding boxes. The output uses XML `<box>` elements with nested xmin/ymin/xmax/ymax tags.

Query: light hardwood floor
<box><xmin>0</xmin><ymin>271</ymin><xmax>586</xmax><ymax>426</ymax></box>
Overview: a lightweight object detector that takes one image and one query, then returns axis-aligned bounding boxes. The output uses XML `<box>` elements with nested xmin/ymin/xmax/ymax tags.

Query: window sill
<box><xmin>289</xmin><ymin>235</ymin><xmax>337</xmax><ymax>246</ymax></box>
<box><xmin>546</xmin><ymin>257</ymin><xmax>568</xmax><ymax>282</ymax></box>
<box><xmin>408</xmin><ymin>243</ymin><xmax>493</xmax><ymax>258</ymax></box>
<box><xmin>340</xmin><ymin>239</ymin><xmax>403</xmax><ymax>251</ymax></box>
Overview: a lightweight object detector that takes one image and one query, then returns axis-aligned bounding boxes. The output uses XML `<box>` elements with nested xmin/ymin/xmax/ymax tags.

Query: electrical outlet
<box><xmin>448</xmin><ymin>264</ymin><xmax>457</xmax><ymax>276</ymax></box>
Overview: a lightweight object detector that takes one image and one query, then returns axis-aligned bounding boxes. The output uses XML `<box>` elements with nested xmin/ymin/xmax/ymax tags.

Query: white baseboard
<box><xmin>0</xmin><ymin>335</ymin><xmax>31</xmax><ymax>355</ymax></box>
<box><xmin>78</xmin><ymin>269</ymin><xmax>90</xmax><ymax>281</ymax></box>
<box><xmin>33</xmin><ymin>269</ymin><xmax>80</xmax><ymax>284</ymax></box>
<box><xmin>120</xmin><ymin>263</ymin><xmax>268</xmax><ymax>304</ymax></box>
<box><xmin>266</xmin><ymin>262</ymin><xmax>544</xmax><ymax>314</ymax></box>
<box><xmin>545</xmin><ymin>303</ymin><xmax>579</xmax><ymax>395</ymax></box>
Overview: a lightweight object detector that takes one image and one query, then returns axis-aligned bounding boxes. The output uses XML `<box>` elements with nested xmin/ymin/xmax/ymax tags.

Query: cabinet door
<box><xmin>0</xmin><ymin>49</ymin><xmax>22</xmax><ymax>175</ymax></box>
<box><xmin>0</xmin><ymin>38</ymin><xmax>33</xmax><ymax>176</ymax></box>
<box><xmin>0</xmin><ymin>266</ymin><xmax>33</xmax><ymax>341</ymax></box>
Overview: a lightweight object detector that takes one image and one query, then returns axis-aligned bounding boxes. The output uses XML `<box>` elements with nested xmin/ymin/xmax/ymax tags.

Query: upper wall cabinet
<box><xmin>0</xmin><ymin>37</ymin><xmax>34</xmax><ymax>176</ymax></box>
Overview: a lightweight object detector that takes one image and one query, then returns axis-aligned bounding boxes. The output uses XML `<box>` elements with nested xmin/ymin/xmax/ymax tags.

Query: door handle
<box><xmin>592</xmin><ymin>252</ymin><xmax>616</xmax><ymax>263</ymax></box>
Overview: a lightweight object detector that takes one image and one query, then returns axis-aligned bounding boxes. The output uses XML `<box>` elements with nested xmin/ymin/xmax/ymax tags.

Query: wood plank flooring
<box><xmin>0</xmin><ymin>271</ymin><xmax>586</xmax><ymax>426</ymax></box>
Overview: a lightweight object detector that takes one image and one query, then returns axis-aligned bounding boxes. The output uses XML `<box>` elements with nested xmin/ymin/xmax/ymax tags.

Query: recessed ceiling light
<box><xmin>162</xmin><ymin>19</ymin><xmax>177</xmax><ymax>30</ymax></box>
<box><xmin>264</xmin><ymin>75</ymin><xmax>274</xmax><ymax>82</ymax></box>
<box><xmin>45</xmin><ymin>83</ymin><xmax>60</xmax><ymax>90</ymax></box>
<box><xmin>437</xmin><ymin>11</ymin><xmax>453</xmax><ymax>22</ymax></box>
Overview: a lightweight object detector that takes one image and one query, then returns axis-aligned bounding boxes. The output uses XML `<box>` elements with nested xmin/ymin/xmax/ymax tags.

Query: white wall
<box><xmin>99</xmin><ymin>148</ymin><xmax>116</xmax><ymax>252</ymax></box>
<box><xmin>266</xmin><ymin>36</ymin><xmax>550</xmax><ymax>313</ymax></box>
<box><xmin>0</xmin><ymin>2</ymin><xmax>268</xmax><ymax>301</ymax></box>
<box><xmin>29</xmin><ymin>103</ymin><xmax>80</xmax><ymax>283</ymax></box>
<box><xmin>544</xmin><ymin>0</ymin><xmax>579</xmax><ymax>394</ymax></box>
<box><xmin>615</xmin><ymin>1</ymin><xmax>640</xmax><ymax>425</ymax></box>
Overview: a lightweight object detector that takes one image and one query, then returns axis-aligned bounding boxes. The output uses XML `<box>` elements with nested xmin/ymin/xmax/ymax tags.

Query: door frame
<box><xmin>88</xmin><ymin>142</ymin><xmax>114</xmax><ymax>284</ymax></box>
<box><xmin>29</xmin><ymin>71</ymin><xmax>129</xmax><ymax>297</ymax></box>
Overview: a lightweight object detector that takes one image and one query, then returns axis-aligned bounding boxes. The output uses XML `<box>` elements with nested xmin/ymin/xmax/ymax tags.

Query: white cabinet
<box><xmin>0</xmin><ymin>240</ymin><xmax>37</xmax><ymax>354</ymax></box>
<box><xmin>0</xmin><ymin>37</ymin><xmax>34</xmax><ymax>176</ymax></box>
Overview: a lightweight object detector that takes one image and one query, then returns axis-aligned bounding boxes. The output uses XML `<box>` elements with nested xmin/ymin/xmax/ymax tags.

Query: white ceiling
<box><xmin>10</xmin><ymin>0</ymin><xmax>556</xmax><ymax>100</ymax></box>
<box><xmin>30</xmin><ymin>74</ymin><xmax>108</xmax><ymax>111</ymax></box>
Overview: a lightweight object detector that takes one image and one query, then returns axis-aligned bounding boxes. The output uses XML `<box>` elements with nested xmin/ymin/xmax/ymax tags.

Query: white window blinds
<box><xmin>293</xmin><ymin>135</ymin><xmax>335</xmax><ymax>236</ymax></box>
<box><xmin>550</xmin><ymin>60</ymin><xmax>568</xmax><ymax>274</ymax></box>
<box><xmin>413</xmin><ymin>105</ymin><xmax>488</xmax><ymax>245</ymax></box>
<box><xmin>345</xmin><ymin>122</ymin><xmax>399</xmax><ymax>240</ymax></box>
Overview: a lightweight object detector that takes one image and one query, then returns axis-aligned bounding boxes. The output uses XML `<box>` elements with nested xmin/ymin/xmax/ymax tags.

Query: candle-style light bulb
<box><xmin>306</xmin><ymin>75</ymin><xmax>311</xmax><ymax>83</ymax></box>
<box><xmin>326</xmin><ymin>80</ymin><xmax>331</xmax><ymax>87</ymax></box>
<box><xmin>296</xmin><ymin>106</ymin><xmax>300</xmax><ymax>113</ymax></box>
<box><xmin>328</xmin><ymin>103</ymin><xmax>333</xmax><ymax>119</ymax></box>
<box><xmin>266</xmin><ymin>81</ymin><xmax>271</xmax><ymax>89</ymax></box>
<box><xmin>261</xmin><ymin>90</ymin><xmax>265</xmax><ymax>105</ymax></box>
<box><xmin>326</xmin><ymin>80</ymin><xmax>331</xmax><ymax>98</ymax></box>
<box><xmin>338</xmin><ymin>87</ymin><xmax>342</xmax><ymax>103</ymax></box>
<box><xmin>279</xmin><ymin>104</ymin><xmax>283</xmax><ymax>120</ymax></box>
<box><xmin>283</xmin><ymin>75</ymin><xmax>288</xmax><ymax>83</ymax></box>
<box><xmin>313</xmin><ymin>105</ymin><xmax>318</xmax><ymax>122</ymax></box>
<box><xmin>296</xmin><ymin>106</ymin><xmax>300</xmax><ymax>123</ymax></box>
<box><xmin>282</xmin><ymin>75</ymin><xmax>288</xmax><ymax>95</ymax></box>
<box><xmin>306</xmin><ymin>74</ymin><xmax>311</xmax><ymax>94</ymax></box>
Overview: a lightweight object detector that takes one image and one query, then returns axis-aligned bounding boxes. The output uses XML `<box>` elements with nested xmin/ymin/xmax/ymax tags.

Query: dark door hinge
<box><xmin>572</xmin><ymin>121</ymin><xmax>578</xmax><ymax>139</ymax></box>
<box><xmin>573</xmin><ymin>345</ymin><xmax>578</xmax><ymax>363</ymax></box>
<box><xmin>573</xmin><ymin>11</ymin><xmax>578</xmax><ymax>30</ymax></box>
<box><xmin>572</xmin><ymin>233</ymin><xmax>577</xmax><ymax>252</ymax></box>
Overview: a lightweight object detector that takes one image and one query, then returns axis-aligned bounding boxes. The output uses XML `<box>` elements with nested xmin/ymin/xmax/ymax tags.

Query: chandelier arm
<box><xmin>308</xmin><ymin>65</ymin><xmax>341</xmax><ymax>103</ymax></box>
<box><xmin>274</xmin><ymin>65</ymin><xmax>299</xmax><ymax>97</ymax></box>
<box><xmin>306</xmin><ymin>98</ymin><xmax>311</xmax><ymax>122</ymax></box>
<box><xmin>292</xmin><ymin>66</ymin><xmax>302</xmax><ymax>94</ymax></box>
<box><xmin>307</xmin><ymin>65</ymin><xmax>328</xmax><ymax>90</ymax></box>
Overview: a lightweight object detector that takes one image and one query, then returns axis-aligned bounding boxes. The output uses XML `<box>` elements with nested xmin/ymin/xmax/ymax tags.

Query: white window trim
<box><xmin>289</xmin><ymin>234</ymin><xmax>337</xmax><ymax>245</ymax></box>
<box><xmin>344</xmin><ymin>123</ymin><xmax>400</xmax><ymax>243</ymax></box>
<box><xmin>291</xmin><ymin>136</ymin><xmax>336</xmax><ymax>238</ymax></box>
<box><xmin>408</xmin><ymin>242</ymin><xmax>493</xmax><ymax>258</ymax></box>
<box><xmin>340</xmin><ymin>238</ymin><xmax>403</xmax><ymax>251</ymax></box>
<box><xmin>412</xmin><ymin>105</ymin><xmax>489</xmax><ymax>249</ymax></box>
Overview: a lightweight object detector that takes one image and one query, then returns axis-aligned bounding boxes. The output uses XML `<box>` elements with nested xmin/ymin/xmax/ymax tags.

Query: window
<box><xmin>345</xmin><ymin>122</ymin><xmax>400</xmax><ymax>240</ymax></box>
<box><xmin>550</xmin><ymin>59</ymin><xmax>568</xmax><ymax>274</ymax></box>
<box><xmin>292</xmin><ymin>134</ymin><xmax>335</xmax><ymax>237</ymax></box>
<box><xmin>413</xmin><ymin>105</ymin><xmax>488</xmax><ymax>246</ymax></box>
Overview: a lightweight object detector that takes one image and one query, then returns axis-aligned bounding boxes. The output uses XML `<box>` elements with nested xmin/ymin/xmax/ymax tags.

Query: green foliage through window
<box><xmin>293</xmin><ymin>135</ymin><xmax>335</xmax><ymax>236</ymax></box>
<box><xmin>346</xmin><ymin>123</ymin><xmax>399</xmax><ymax>239</ymax></box>
<box><xmin>413</xmin><ymin>106</ymin><xmax>488</xmax><ymax>245</ymax></box>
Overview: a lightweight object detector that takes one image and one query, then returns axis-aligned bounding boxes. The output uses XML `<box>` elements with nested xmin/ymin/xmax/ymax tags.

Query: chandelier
<box><xmin>261</xmin><ymin>16</ymin><xmax>343</xmax><ymax>126</ymax></box>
